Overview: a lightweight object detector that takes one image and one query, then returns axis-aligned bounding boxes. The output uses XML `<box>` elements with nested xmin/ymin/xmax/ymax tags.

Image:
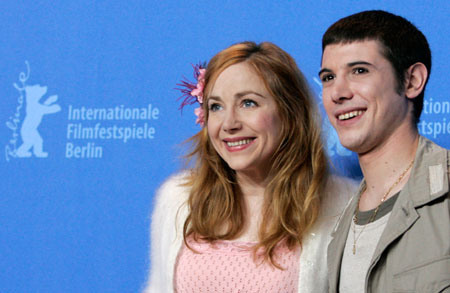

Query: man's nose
<box><xmin>329</xmin><ymin>77</ymin><xmax>353</xmax><ymax>103</ymax></box>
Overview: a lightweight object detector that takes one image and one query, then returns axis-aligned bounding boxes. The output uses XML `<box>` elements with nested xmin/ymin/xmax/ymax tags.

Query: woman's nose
<box><xmin>222</xmin><ymin>109</ymin><xmax>242</xmax><ymax>132</ymax></box>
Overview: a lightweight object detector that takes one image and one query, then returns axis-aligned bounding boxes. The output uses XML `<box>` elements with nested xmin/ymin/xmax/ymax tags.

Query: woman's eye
<box><xmin>242</xmin><ymin>99</ymin><xmax>257</xmax><ymax>108</ymax></box>
<box><xmin>353</xmin><ymin>67</ymin><xmax>368</xmax><ymax>74</ymax></box>
<box><xmin>209</xmin><ymin>103</ymin><xmax>222</xmax><ymax>112</ymax></box>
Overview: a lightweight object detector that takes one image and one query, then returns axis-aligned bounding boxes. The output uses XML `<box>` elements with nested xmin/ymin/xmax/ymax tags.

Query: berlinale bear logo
<box><xmin>5</xmin><ymin>61</ymin><xmax>60</xmax><ymax>161</ymax></box>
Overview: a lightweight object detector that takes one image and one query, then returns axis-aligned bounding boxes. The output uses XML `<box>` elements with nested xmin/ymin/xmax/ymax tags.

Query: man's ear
<box><xmin>404</xmin><ymin>62</ymin><xmax>428</xmax><ymax>100</ymax></box>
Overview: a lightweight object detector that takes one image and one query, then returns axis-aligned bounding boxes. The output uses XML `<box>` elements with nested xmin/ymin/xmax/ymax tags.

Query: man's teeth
<box><xmin>338</xmin><ymin>110</ymin><xmax>364</xmax><ymax>121</ymax></box>
<box><xmin>226</xmin><ymin>139</ymin><xmax>253</xmax><ymax>147</ymax></box>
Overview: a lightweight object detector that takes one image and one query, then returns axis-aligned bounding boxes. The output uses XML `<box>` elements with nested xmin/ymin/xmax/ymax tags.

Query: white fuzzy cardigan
<box><xmin>143</xmin><ymin>173</ymin><xmax>356</xmax><ymax>293</ymax></box>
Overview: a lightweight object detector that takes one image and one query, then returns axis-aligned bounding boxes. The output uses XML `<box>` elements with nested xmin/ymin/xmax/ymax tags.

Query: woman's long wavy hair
<box><xmin>182</xmin><ymin>41</ymin><xmax>328</xmax><ymax>266</ymax></box>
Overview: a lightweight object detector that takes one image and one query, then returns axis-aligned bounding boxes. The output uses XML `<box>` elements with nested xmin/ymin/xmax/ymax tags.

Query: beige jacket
<box><xmin>328</xmin><ymin>136</ymin><xmax>450</xmax><ymax>293</ymax></box>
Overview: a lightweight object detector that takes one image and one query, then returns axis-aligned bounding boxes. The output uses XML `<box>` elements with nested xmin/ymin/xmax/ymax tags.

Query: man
<box><xmin>319</xmin><ymin>10</ymin><xmax>450</xmax><ymax>292</ymax></box>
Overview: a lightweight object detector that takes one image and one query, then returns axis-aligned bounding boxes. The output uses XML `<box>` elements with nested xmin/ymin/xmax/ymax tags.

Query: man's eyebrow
<box><xmin>318</xmin><ymin>68</ymin><xmax>331</xmax><ymax>77</ymax></box>
<box><xmin>318</xmin><ymin>61</ymin><xmax>374</xmax><ymax>77</ymax></box>
<box><xmin>347</xmin><ymin>61</ymin><xmax>372</xmax><ymax>67</ymax></box>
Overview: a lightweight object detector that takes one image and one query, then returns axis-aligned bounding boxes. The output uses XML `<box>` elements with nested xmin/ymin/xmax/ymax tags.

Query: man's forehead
<box><xmin>321</xmin><ymin>40</ymin><xmax>387</xmax><ymax>65</ymax></box>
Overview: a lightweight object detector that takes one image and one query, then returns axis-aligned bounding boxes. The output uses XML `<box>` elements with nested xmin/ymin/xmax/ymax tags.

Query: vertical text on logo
<box><xmin>5</xmin><ymin>61</ymin><xmax>61</xmax><ymax>161</ymax></box>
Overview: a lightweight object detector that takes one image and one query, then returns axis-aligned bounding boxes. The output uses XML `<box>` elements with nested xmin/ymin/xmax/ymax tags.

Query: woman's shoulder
<box><xmin>326</xmin><ymin>174</ymin><xmax>359</xmax><ymax>193</ymax></box>
<box><xmin>152</xmin><ymin>171</ymin><xmax>191</xmax><ymax>214</ymax></box>
<box><xmin>157</xmin><ymin>171</ymin><xmax>191</xmax><ymax>194</ymax></box>
<box><xmin>321</xmin><ymin>175</ymin><xmax>359</xmax><ymax>216</ymax></box>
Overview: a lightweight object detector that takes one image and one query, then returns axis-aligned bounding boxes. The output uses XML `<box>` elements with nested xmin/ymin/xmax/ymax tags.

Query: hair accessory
<box><xmin>176</xmin><ymin>62</ymin><xmax>206</xmax><ymax>127</ymax></box>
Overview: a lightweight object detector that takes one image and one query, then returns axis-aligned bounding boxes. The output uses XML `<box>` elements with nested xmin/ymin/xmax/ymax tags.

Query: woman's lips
<box><xmin>223</xmin><ymin>137</ymin><xmax>255</xmax><ymax>152</ymax></box>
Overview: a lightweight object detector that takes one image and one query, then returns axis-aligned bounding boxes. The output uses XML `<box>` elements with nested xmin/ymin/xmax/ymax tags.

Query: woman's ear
<box><xmin>404</xmin><ymin>62</ymin><xmax>428</xmax><ymax>100</ymax></box>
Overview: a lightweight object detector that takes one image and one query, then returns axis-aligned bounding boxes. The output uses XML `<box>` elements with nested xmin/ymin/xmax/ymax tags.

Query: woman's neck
<box><xmin>233</xmin><ymin>171</ymin><xmax>269</xmax><ymax>242</ymax></box>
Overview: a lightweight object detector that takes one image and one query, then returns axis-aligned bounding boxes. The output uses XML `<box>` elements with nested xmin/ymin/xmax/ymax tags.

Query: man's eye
<box><xmin>321</xmin><ymin>74</ymin><xmax>334</xmax><ymax>82</ymax></box>
<box><xmin>353</xmin><ymin>67</ymin><xmax>368</xmax><ymax>74</ymax></box>
<box><xmin>242</xmin><ymin>99</ymin><xmax>257</xmax><ymax>108</ymax></box>
<box><xmin>209</xmin><ymin>103</ymin><xmax>222</xmax><ymax>112</ymax></box>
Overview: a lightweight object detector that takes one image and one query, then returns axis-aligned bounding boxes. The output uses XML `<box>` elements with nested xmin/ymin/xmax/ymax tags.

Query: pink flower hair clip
<box><xmin>176</xmin><ymin>62</ymin><xmax>206</xmax><ymax>127</ymax></box>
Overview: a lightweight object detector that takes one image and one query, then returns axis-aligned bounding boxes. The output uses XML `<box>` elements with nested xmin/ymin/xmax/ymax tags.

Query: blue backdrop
<box><xmin>1</xmin><ymin>1</ymin><xmax>448</xmax><ymax>292</ymax></box>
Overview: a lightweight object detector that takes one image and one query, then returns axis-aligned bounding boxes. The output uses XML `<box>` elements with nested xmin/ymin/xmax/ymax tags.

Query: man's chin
<box><xmin>337</xmin><ymin>136</ymin><xmax>365</xmax><ymax>154</ymax></box>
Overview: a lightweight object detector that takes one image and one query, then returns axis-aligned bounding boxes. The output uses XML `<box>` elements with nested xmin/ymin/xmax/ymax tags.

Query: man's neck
<box><xmin>357</xmin><ymin>128</ymin><xmax>419</xmax><ymax>211</ymax></box>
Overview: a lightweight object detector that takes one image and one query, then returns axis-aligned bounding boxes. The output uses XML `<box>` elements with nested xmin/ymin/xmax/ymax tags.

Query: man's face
<box><xmin>319</xmin><ymin>40</ymin><xmax>412</xmax><ymax>155</ymax></box>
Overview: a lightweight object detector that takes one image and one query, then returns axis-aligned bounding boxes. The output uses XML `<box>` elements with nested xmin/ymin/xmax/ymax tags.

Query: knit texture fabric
<box><xmin>174</xmin><ymin>236</ymin><xmax>301</xmax><ymax>292</ymax></box>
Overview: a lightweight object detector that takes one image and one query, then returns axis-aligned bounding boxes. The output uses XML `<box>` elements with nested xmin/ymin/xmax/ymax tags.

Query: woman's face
<box><xmin>206</xmin><ymin>62</ymin><xmax>282</xmax><ymax>179</ymax></box>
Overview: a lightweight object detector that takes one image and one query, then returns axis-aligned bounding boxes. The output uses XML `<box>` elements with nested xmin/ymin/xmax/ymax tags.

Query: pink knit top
<box><xmin>174</xmin><ymin>236</ymin><xmax>301</xmax><ymax>292</ymax></box>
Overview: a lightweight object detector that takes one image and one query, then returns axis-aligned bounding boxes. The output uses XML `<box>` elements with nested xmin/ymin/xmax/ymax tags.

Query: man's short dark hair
<box><xmin>322</xmin><ymin>10</ymin><xmax>431</xmax><ymax>123</ymax></box>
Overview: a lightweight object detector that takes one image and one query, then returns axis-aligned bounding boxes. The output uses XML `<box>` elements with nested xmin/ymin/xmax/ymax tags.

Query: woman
<box><xmin>145</xmin><ymin>41</ymin><xmax>355</xmax><ymax>292</ymax></box>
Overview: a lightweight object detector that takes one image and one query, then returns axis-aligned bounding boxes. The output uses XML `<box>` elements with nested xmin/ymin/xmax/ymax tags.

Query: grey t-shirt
<box><xmin>339</xmin><ymin>193</ymin><xmax>399</xmax><ymax>292</ymax></box>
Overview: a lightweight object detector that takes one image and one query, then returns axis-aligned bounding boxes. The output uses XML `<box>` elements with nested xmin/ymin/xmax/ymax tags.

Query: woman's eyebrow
<box><xmin>207</xmin><ymin>96</ymin><xmax>222</xmax><ymax>102</ymax></box>
<box><xmin>235</xmin><ymin>91</ymin><xmax>266</xmax><ymax>99</ymax></box>
<box><xmin>209</xmin><ymin>91</ymin><xmax>266</xmax><ymax>102</ymax></box>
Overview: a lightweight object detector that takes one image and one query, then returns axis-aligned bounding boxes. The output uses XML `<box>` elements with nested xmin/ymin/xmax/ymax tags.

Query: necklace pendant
<box><xmin>352</xmin><ymin>244</ymin><xmax>356</xmax><ymax>255</ymax></box>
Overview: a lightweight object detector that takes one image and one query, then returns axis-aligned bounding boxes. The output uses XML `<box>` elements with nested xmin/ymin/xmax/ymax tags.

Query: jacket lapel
<box><xmin>366</xmin><ymin>194</ymin><xmax>419</xmax><ymax>281</ymax></box>
<box><xmin>328</xmin><ymin>194</ymin><xmax>359</xmax><ymax>292</ymax></box>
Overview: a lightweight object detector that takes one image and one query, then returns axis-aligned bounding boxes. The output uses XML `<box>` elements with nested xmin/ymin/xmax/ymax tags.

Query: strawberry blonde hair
<box><xmin>183</xmin><ymin>41</ymin><xmax>328</xmax><ymax>266</ymax></box>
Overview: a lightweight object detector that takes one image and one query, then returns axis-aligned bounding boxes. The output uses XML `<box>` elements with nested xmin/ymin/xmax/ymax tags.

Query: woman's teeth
<box><xmin>226</xmin><ymin>139</ymin><xmax>253</xmax><ymax>147</ymax></box>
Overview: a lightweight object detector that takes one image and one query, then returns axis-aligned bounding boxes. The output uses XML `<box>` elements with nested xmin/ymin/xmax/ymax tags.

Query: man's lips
<box><xmin>336</xmin><ymin>109</ymin><xmax>366</xmax><ymax>121</ymax></box>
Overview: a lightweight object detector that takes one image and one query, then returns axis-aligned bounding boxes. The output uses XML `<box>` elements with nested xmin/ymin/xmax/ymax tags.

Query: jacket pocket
<box><xmin>393</xmin><ymin>255</ymin><xmax>450</xmax><ymax>292</ymax></box>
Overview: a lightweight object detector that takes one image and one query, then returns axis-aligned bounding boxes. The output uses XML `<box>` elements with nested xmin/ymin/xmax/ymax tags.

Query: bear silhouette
<box><xmin>16</xmin><ymin>84</ymin><xmax>60</xmax><ymax>158</ymax></box>
<box><xmin>322</xmin><ymin>117</ymin><xmax>352</xmax><ymax>157</ymax></box>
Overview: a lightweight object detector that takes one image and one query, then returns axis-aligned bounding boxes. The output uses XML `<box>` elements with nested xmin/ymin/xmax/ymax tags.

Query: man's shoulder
<box><xmin>419</xmin><ymin>136</ymin><xmax>450</xmax><ymax>159</ymax></box>
<box><xmin>406</xmin><ymin>136</ymin><xmax>449</xmax><ymax>206</ymax></box>
<box><xmin>418</xmin><ymin>135</ymin><xmax>450</xmax><ymax>178</ymax></box>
